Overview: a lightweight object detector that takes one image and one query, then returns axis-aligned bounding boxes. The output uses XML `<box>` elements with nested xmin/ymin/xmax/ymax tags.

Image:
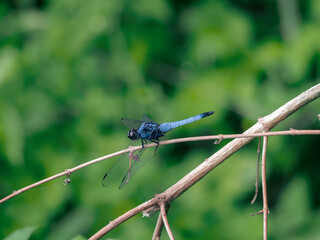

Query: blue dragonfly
<box><xmin>102</xmin><ymin>111</ymin><xmax>214</xmax><ymax>189</ymax></box>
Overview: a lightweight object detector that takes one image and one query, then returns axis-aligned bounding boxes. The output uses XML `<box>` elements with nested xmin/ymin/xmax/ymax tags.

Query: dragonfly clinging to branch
<box><xmin>102</xmin><ymin>111</ymin><xmax>215</xmax><ymax>189</ymax></box>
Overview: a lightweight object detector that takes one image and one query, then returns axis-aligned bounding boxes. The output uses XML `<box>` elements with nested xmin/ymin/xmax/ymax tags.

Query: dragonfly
<box><xmin>102</xmin><ymin>111</ymin><xmax>215</xmax><ymax>189</ymax></box>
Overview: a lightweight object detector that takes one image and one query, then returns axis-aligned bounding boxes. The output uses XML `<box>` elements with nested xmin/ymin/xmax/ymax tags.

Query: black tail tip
<box><xmin>103</xmin><ymin>172</ymin><xmax>108</xmax><ymax>180</ymax></box>
<box><xmin>202</xmin><ymin>111</ymin><xmax>215</xmax><ymax>117</ymax></box>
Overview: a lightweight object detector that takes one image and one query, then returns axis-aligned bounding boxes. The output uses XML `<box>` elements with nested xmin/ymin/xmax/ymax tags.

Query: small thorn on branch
<box><xmin>250</xmin><ymin>208</ymin><xmax>270</xmax><ymax>216</ymax></box>
<box><xmin>250</xmin><ymin>210</ymin><xmax>263</xmax><ymax>216</ymax></box>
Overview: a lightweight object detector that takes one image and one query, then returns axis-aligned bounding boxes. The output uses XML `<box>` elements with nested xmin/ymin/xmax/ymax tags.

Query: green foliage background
<box><xmin>0</xmin><ymin>0</ymin><xmax>319</xmax><ymax>239</ymax></box>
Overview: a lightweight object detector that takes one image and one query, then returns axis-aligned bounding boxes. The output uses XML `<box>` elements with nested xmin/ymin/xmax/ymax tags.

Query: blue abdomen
<box><xmin>159</xmin><ymin>111</ymin><xmax>214</xmax><ymax>133</ymax></box>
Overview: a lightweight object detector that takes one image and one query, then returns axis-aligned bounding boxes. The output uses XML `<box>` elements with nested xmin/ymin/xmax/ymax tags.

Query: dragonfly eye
<box><xmin>128</xmin><ymin>129</ymin><xmax>139</xmax><ymax>140</ymax></box>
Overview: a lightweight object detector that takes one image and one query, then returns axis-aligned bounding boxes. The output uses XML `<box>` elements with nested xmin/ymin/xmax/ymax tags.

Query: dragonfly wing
<box><xmin>121</xmin><ymin>118</ymin><xmax>144</xmax><ymax>129</ymax></box>
<box><xmin>141</xmin><ymin>114</ymin><xmax>153</xmax><ymax>122</ymax></box>
<box><xmin>119</xmin><ymin>143</ymin><xmax>156</xmax><ymax>189</ymax></box>
<box><xmin>102</xmin><ymin>153</ymin><xmax>129</xmax><ymax>187</ymax></box>
<box><xmin>102</xmin><ymin>141</ymin><xmax>138</xmax><ymax>188</ymax></box>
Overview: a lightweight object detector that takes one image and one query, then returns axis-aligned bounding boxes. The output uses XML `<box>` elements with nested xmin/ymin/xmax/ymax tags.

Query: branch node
<box><xmin>290</xmin><ymin>128</ymin><xmax>297</xmax><ymax>135</ymax></box>
<box><xmin>264</xmin><ymin>208</ymin><xmax>270</xmax><ymax>214</ymax></box>
<box><xmin>214</xmin><ymin>134</ymin><xmax>224</xmax><ymax>144</ymax></box>
<box><xmin>143</xmin><ymin>194</ymin><xmax>167</xmax><ymax>217</ymax></box>
<box><xmin>64</xmin><ymin>169</ymin><xmax>72</xmax><ymax>185</ymax></box>
<box><xmin>258</xmin><ymin>117</ymin><xmax>267</xmax><ymax>129</ymax></box>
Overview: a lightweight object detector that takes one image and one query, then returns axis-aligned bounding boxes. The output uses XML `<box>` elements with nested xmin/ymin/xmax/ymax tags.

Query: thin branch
<box><xmin>152</xmin><ymin>211</ymin><xmax>164</xmax><ymax>240</ymax></box>
<box><xmin>152</xmin><ymin>199</ymin><xmax>170</xmax><ymax>240</ymax></box>
<box><xmin>89</xmin><ymin>198</ymin><xmax>159</xmax><ymax>240</ymax></box>
<box><xmin>251</xmin><ymin>136</ymin><xmax>261</xmax><ymax>205</ymax></box>
<box><xmin>261</xmin><ymin>136</ymin><xmax>269</xmax><ymax>240</ymax></box>
<box><xmin>0</xmin><ymin>149</ymin><xmax>129</xmax><ymax>204</ymax></box>
<box><xmin>88</xmin><ymin>83</ymin><xmax>320</xmax><ymax>239</ymax></box>
<box><xmin>250</xmin><ymin>210</ymin><xmax>263</xmax><ymax>216</ymax></box>
<box><xmin>1</xmin><ymin>129</ymin><xmax>320</xmax><ymax>204</ymax></box>
<box><xmin>160</xmin><ymin>203</ymin><xmax>174</xmax><ymax>240</ymax></box>
<box><xmin>152</xmin><ymin>202</ymin><xmax>171</xmax><ymax>240</ymax></box>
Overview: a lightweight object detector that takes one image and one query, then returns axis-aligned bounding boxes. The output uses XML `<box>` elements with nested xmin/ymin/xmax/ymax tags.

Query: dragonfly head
<box><xmin>128</xmin><ymin>128</ymin><xmax>139</xmax><ymax>140</ymax></box>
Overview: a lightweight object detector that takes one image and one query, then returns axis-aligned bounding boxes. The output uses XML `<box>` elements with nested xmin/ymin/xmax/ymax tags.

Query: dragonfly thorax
<box><xmin>128</xmin><ymin>128</ymin><xmax>140</xmax><ymax>140</ymax></box>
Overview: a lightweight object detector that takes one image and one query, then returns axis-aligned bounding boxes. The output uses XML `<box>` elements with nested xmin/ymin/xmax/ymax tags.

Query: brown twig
<box><xmin>1</xmin><ymin>129</ymin><xmax>320</xmax><ymax>205</ymax></box>
<box><xmin>152</xmin><ymin>198</ymin><xmax>170</xmax><ymax>240</ymax></box>
<box><xmin>261</xmin><ymin>136</ymin><xmax>269</xmax><ymax>240</ymax></box>
<box><xmin>160</xmin><ymin>203</ymin><xmax>174</xmax><ymax>240</ymax></box>
<box><xmin>0</xmin><ymin>149</ymin><xmax>131</xmax><ymax>204</ymax></box>
<box><xmin>152</xmin><ymin>211</ymin><xmax>164</xmax><ymax>240</ymax></box>
<box><xmin>89</xmin><ymin>198</ymin><xmax>159</xmax><ymax>240</ymax></box>
<box><xmin>88</xmin><ymin>83</ymin><xmax>320</xmax><ymax>239</ymax></box>
<box><xmin>251</xmin><ymin>136</ymin><xmax>261</xmax><ymax>205</ymax></box>
<box><xmin>250</xmin><ymin>210</ymin><xmax>263</xmax><ymax>216</ymax></box>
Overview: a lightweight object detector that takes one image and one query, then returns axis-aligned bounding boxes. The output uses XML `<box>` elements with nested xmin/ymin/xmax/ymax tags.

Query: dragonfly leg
<box><xmin>139</xmin><ymin>138</ymin><xmax>147</xmax><ymax>153</ymax></box>
<box><xmin>149</xmin><ymin>139</ymin><xmax>160</xmax><ymax>156</ymax></box>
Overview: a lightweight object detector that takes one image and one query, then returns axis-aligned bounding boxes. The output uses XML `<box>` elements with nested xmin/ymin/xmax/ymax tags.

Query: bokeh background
<box><xmin>0</xmin><ymin>0</ymin><xmax>320</xmax><ymax>239</ymax></box>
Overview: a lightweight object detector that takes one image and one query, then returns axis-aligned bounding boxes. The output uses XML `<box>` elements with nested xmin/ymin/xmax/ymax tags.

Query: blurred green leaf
<box><xmin>272</xmin><ymin>177</ymin><xmax>318</xmax><ymax>240</ymax></box>
<box><xmin>4</xmin><ymin>226</ymin><xmax>37</xmax><ymax>240</ymax></box>
<box><xmin>47</xmin><ymin>207</ymin><xmax>95</xmax><ymax>240</ymax></box>
<box><xmin>70</xmin><ymin>235</ymin><xmax>87</xmax><ymax>240</ymax></box>
<box><xmin>0</xmin><ymin>0</ymin><xmax>319</xmax><ymax>239</ymax></box>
